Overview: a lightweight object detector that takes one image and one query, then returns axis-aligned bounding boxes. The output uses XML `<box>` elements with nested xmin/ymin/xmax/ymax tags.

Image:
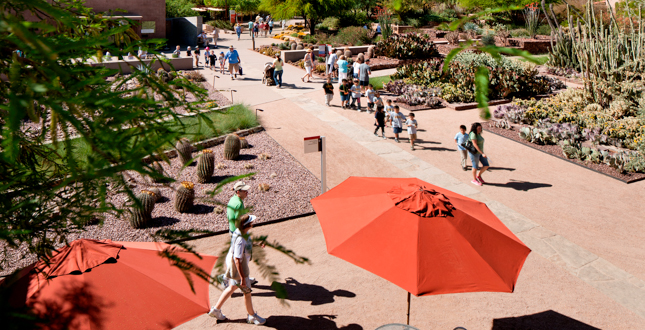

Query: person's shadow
<box><xmin>265</xmin><ymin>314</ymin><xmax>363</xmax><ymax>330</ymax></box>
<box><xmin>241</xmin><ymin>277</ymin><xmax>356</xmax><ymax>305</ymax></box>
<box><xmin>484</xmin><ymin>179</ymin><xmax>552</xmax><ymax>191</ymax></box>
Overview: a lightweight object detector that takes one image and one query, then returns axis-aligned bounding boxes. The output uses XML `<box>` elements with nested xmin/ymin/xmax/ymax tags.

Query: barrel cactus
<box><xmin>291</xmin><ymin>43</ymin><xmax>297</xmax><ymax>50</ymax></box>
<box><xmin>129</xmin><ymin>190</ymin><xmax>156</xmax><ymax>228</ymax></box>
<box><xmin>296</xmin><ymin>43</ymin><xmax>304</xmax><ymax>50</ymax></box>
<box><xmin>148</xmin><ymin>187</ymin><xmax>162</xmax><ymax>202</ymax></box>
<box><xmin>223</xmin><ymin>134</ymin><xmax>241</xmax><ymax>160</ymax></box>
<box><xmin>176</xmin><ymin>138</ymin><xmax>193</xmax><ymax>166</ymax></box>
<box><xmin>151</xmin><ymin>161</ymin><xmax>166</xmax><ymax>183</ymax></box>
<box><xmin>197</xmin><ymin>149</ymin><xmax>215</xmax><ymax>183</ymax></box>
<box><xmin>336</xmin><ymin>50</ymin><xmax>343</xmax><ymax>58</ymax></box>
<box><xmin>344</xmin><ymin>48</ymin><xmax>352</xmax><ymax>59</ymax></box>
<box><xmin>174</xmin><ymin>181</ymin><xmax>195</xmax><ymax>213</ymax></box>
<box><xmin>240</xmin><ymin>137</ymin><xmax>249</xmax><ymax>149</ymax></box>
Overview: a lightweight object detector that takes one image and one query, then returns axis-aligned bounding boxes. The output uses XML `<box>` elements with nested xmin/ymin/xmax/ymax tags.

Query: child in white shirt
<box><xmin>406</xmin><ymin>113</ymin><xmax>418</xmax><ymax>150</ymax></box>
<box><xmin>350</xmin><ymin>79</ymin><xmax>362</xmax><ymax>111</ymax></box>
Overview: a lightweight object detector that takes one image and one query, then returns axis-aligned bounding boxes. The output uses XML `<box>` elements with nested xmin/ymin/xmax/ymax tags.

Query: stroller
<box><xmin>262</xmin><ymin>62</ymin><xmax>275</xmax><ymax>86</ymax></box>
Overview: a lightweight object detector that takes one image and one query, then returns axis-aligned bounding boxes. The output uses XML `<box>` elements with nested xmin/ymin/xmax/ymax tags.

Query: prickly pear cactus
<box><xmin>197</xmin><ymin>149</ymin><xmax>215</xmax><ymax>183</ymax></box>
<box><xmin>223</xmin><ymin>134</ymin><xmax>241</xmax><ymax>160</ymax></box>
<box><xmin>240</xmin><ymin>137</ymin><xmax>249</xmax><ymax>149</ymax></box>
<box><xmin>174</xmin><ymin>181</ymin><xmax>195</xmax><ymax>213</ymax></box>
<box><xmin>176</xmin><ymin>138</ymin><xmax>193</xmax><ymax>166</ymax></box>
<box><xmin>129</xmin><ymin>190</ymin><xmax>156</xmax><ymax>228</ymax></box>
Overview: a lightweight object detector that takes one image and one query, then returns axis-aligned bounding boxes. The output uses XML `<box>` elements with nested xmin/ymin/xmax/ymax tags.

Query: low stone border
<box><xmin>142</xmin><ymin>125</ymin><xmax>265</xmax><ymax>163</ymax></box>
<box><xmin>446</xmin><ymin>99</ymin><xmax>512</xmax><ymax>111</ymax></box>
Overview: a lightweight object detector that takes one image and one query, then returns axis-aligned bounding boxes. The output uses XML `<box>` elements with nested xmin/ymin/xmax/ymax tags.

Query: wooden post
<box><xmin>406</xmin><ymin>291</ymin><xmax>411</xmax><ymax>325</ymax></box>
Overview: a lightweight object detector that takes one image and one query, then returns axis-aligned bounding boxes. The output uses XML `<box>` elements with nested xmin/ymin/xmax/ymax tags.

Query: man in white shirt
<box><xmin>326</xmin><ymin>50</ymin><xmax>338</xmax><ymax>79</ymax></box>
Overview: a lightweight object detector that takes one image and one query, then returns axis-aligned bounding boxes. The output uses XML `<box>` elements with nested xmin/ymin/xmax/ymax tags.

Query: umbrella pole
<box><xmin>406</xmin><ymin>291</ymin><xmax>411</xmax><ymax>325</ymax></box>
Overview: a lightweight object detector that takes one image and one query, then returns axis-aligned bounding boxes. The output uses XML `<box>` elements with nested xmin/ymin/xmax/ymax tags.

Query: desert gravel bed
<box><xmin>1</xmin><ymin>131</ymin><xmax>319</xmax><ymax>276</ymax></box>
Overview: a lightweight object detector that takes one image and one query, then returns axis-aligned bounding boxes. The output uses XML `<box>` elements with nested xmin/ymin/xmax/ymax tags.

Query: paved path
<box><xmin>178</xmin><ymin>31</ymin><xmax>645</xmax><ymax>329</ymax></box>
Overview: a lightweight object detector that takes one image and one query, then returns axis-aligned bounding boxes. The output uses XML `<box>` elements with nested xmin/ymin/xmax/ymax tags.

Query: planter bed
<box><xmin>484</xmin><ymin>124</ymin><xmax>645</xmax><ymax>184</ymax></box>
<box><xmin>0</xmin><ymin>130</ymin><xmax>321</xmax><ymax>276</ymax></box>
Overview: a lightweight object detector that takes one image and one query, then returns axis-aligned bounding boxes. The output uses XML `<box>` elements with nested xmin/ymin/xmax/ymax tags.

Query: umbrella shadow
<box><xmin>186</xmin><ymin>204</ymin><xmax>214</xmax><ymax>214</ymax></box>
<box><xmin>492</xmin><ymin>310</ymin><xmax>600</xmax><ymax>330</ymax></box>
<box><xmin>265</xmin><ymin>314</ymin><xmax>363</xmax><ymax>330</ymax></box>
<box><xmin>484</xmin><ymin>180</ymin><xmax>553</xmax><ymax>191</ymax></box>
<box><xmin>234</xmin><ymin>277</ymin><xmax>356</xmax><ymax>305</ymax></box>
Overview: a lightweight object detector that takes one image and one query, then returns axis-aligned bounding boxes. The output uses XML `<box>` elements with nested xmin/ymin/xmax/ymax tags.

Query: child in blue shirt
<box><xmin>454</xmin><ymin>125</ymin><xmax>469</xmax><ymax>171</ymax></box>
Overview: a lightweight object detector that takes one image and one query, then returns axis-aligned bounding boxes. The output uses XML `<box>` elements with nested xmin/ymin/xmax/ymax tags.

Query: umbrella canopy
<box><xmin>311</xmin><ymin>177</ymin><xmax>531</xmax><ymax>297</ymax></box>
<box><xmin>3</xmin><ymin>239</ymin><xmax>217</xmax><ymax>330</ymax></box>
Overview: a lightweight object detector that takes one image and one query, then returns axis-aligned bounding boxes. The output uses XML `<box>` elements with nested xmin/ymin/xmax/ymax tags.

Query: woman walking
<box><xmin>301</xmin><ymin>48</ymin><xmax>314</xmax><ymax>83</ymax></box>
<box><xmin>235</xmin><ymin>23</ymin><xmax>242</xmax><ymax>40</ymax></box>
<box><xmin>468</xmin><ymin>122</ymin><xmax>489</xmax><ymax>186</ymax></box>
<box><xmin>272</xmin><ymin>53</ymin><xmax>283</xmax><ymax>88</ymax></box>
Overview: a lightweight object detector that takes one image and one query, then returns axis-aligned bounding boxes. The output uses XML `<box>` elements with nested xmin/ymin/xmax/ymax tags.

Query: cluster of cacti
<box><xmin>560</xmin><ymin>141</ymin><xmax>636</xmax><ymax>173</ymax></box>
<box><xmin>174</xmin><ymin>181</ymin><xmax>195</xmax><ymax>213</ymax></box>
<box><xmin>490</xmin><ymin>119</ymin><xmax>512</xmax><ymax>130</ymax></box>
<box><xmin>258</xmin><ymin>183</ymin><xmax>270</xmax><ymax>191</ymax></box>
<box><xmin>239</xmin><ymin>137</ymin><xmax>249</xmax><ymax>149</ymax></box>
<box><xmin>196</xmin><ymin>149</ymin><xmax>215</xmax><ymax>183</ymax></box>
<box><xmin>519</xmin><ymin>127</ymin><xmax>558</xmax><ymax>145</ymax></box>
<box><xmin>223</xmin><ymin>134</ymin><xmax>241</xmax><ymax>160</ymax></box>
<box><xmin>290</xmin><ymin>43</ymin><xmax>297</xmax><ymax>50</ymax></box>
<box><xmin>176</xmin><ymin>138</ymin><xmax>193</xmax><ymax>166</ymax></box>
<box><xmin>129</xmin><ymin>190</ymin><xmax>156</xmax><ymax>228</ymax></box>
<box><xmin>296</xmin><ymin>43</ymin><xmax>304</xmax><ymax>50</ymax></box>
<box><xmin>216</xmin><ymin>163</ymin><xmax>228</xmax><ymax>169</ymax></box>
<box><xmin>365</xmin><ymin>46</ymin><xmax>375</xmax><ymax>59</ymax></box>
<box><xmin>543</xmin><ymin>0</ymin><xmax>645</xmax><ymax>89</ymax></box>
<box><xmin>244</xmin><ymin>164</ymin><xmax>254</xmax><ymax>169</ymax></box>
<box><xmin>259</xmin><ymin>153</ymin><xmax>271</xmax><ymax>160</ymax></box>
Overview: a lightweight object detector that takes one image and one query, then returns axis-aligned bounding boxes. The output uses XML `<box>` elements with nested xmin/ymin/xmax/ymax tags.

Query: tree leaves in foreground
<box><xmin>0</xmin><ymin>0</ymin><xmax>212</xmax><ymax>274</ymax></box>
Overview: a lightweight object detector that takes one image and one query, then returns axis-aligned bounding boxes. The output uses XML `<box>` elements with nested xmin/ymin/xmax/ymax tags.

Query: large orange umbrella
<box><xmin>3</xmin><ymin>239</ymin><xmax>217</xmax><ymax>330</ymax></box>
<box><xmin>311</xmin><ymin>177</ymin><xmax>531</xmax><ymax>323</ymax></box>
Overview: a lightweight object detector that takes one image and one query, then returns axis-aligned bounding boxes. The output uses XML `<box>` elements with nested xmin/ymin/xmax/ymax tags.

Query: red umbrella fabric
<box><xmin>3</xmin><ymin>239</ymin><xmax>217</xmax><ymax>330</ymax></box>
<box><xmin>311</xmin><ymin>177</ymin><xmax>531</xmax><ymax>297</ymax></box>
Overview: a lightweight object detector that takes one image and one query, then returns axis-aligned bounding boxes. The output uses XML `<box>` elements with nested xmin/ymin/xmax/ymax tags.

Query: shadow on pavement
<box><xmin>265</xmin><ymin>314</ymin><xmax>363</xmax><ymax>330</ymax></box>
<box><xmin>492</xmin><ymin>310</ymin><xmax>601</xmax><ymax>330</ymax></box>
<box><xmin>239</xmin><ymin>277</ymin><xmax>356</xmax><ymax>305</ymax></box>
<box><xmin>485</xmin><ymin>179</ymin><xmax>553</xmax><ymax>191</ymax></box>
<box><xmin>279</xmin><ymin>83</ymin><xmax>315</xmax><ymax>90</ymax></box>
<box><xmin>487</xmin><ymin>167</ymin><xmax>516</xmax><ymax>171</ymax></box>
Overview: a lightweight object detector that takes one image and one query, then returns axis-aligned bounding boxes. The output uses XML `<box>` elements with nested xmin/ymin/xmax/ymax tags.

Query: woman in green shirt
<box><xmin>272</xmin><ymin>53</ymin><xmax>283</xmax><ymax>88</ymax></box>
<box><xmin>469</xmin><ymin>122</ymin><xmax>489</xmax><ymax>186</ymax></box>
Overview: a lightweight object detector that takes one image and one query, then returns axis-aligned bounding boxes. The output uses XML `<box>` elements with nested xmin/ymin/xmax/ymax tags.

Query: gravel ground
<box><xmin>0</xmin><ymin>131</ymin><xmax>319</xmax><ymax>276</ymax></box>
<box><xmin>484</xmin><ymin>125</ymin><xmax>645</xmax><ymax>183</ymax></box>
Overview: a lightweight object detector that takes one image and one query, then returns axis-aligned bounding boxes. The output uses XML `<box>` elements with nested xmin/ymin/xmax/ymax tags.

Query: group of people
<box><xmin>247</xmin><ymin>15</ymin><xmax>275</xmax><ymax>38</ymax></box>
<box><xmin>174</xmin><ymin>45</ymin><xmax>242</xmax><ymax>79</ymax></box>
<box><xmin>455</xmin><ymin>123</ymin><xmax>489</xmax><ymax>186</ymax></box>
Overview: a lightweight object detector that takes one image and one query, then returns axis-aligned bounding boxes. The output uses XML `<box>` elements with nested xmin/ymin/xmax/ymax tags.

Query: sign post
<box><xmin>304</xmin><ymin>136</ymin><xmax>327</xmax><ymax>193</ymax></box>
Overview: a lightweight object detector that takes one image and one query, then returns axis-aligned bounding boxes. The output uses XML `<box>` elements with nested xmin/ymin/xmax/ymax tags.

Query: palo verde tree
<box><xmin>259</xmin><ymin>0</ymin><xmax>350</xmax><ymax>34</ymax></box>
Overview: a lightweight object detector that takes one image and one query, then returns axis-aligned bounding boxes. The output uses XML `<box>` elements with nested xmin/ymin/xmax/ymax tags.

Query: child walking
<box><xmin>388</xmin><ymin>105</ymin><xmax>406</xmax><ymax>143</ymax></box>
<box><xmin>406</xmin><ymin>113</ymin><xmax>418</xmax><ymax>150</ymax></box>
<box><xmin>219</xmin><ymin>52</ymin><xmax>226</xmax><ymax>73</ymax></box>
<box><xmin>350</xmin><ymin>79</ymin><xmax>362</xmax><ymax>111</ymax></box>
<box><xmin>339</xmin><ymin>79</ymin><xmax>350</xmax><ymax>109</ymax></box>
<box><xmin>455</xmin><ymin>124</ymin><xmax>469</xmax><ymax>171</ymax></box>
<box><xmin>323</xmin><ymin>77</ymin><xmax>334</xmax><ymax>106</ymax></box>
<box><xmin>365</xmin><ymin>84</ymin><xmax>376</xmax><ymax>113</ymax></box>
<box><xmin>209</xmin><ymin>50</ymin><xmax>217</xmax><ymax>70</ymax></box>
<box><xmin>374</xmin><ymin>106</ymin><xmax>386</xmax><ymax>139</ymax></box>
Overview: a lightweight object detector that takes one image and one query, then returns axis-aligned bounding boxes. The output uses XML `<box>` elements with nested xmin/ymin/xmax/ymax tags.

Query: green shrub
<box><xmin>536</xmin><ymin>24</ymin><xmax>551</xmax><ymax>36</ymax></box>
<box><xmin>302</xmin><ymin>34</ymin><xmax>317</xmax><ymax>44</ymax></box>
<box><xmin>321</xmin><ymin>17</ymin><xmax>340</xmax><ymax>30</ymax></box>
<box><xmin>481</xmin><ymin>33</ymin><xmax>496</xmax><ymax>46</ymax></box>
<box><xmin>205</xmin><ymin>20</ymin><xmax>233</xmax><ymax>31</ymax></box>
<box><xmin>374</xmin><ymin>33</ymin><xmax>440</xmax><ymax>60</ymax></box>
<box><xmin>290</xmin><ymin>32</ymin><xmax>299</xmax><ymax>37</ymax></box>
<box><xmin>406</xmin><ymin>18</ymin><xmax>423</xmax><ymax>28</ymax></box>
<box><xmin>463</xmin><ymin>22</ymin><xmax>482</xmax><ymax>34</ymax></box>
<box><xmin>509</xmin><ymin>28</ymin><xmax>530</xmax><ymax>37</ymax></box>
<box><xmin>333</xmin><ymin>26</ymin><xmax>373</xmax><ymax>46</ymax></box>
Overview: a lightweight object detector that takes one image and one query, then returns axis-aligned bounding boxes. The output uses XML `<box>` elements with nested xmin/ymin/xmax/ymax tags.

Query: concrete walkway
<box><xmin>177</xmin><ymin>31</ymin><xmax>645</xmax><ymax>329</ymax></box>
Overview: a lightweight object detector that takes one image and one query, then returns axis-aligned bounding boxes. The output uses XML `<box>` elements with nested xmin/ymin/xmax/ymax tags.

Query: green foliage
<box><xmin>481</xmin><ymin>32</ymin><xmax>496</xmax><ymax>46</ymax></box>
<box><xmin>320</xmin><ymin>17</ymin><xmax>341</xmax><ymax>30</ymax></box>
<box><xmin>369</xmin><ymin>76</ymin><xmax>392</xmax><ymax>90</ymax></box>
<box><xmin>318</xmin><ymin>26</ymin><xmax>374</xmax><ymax>46</ymax></box>
<box><xmin>205</xmin><ymin>19</ymin><xmax>234</xmax><ymax>30</ymax></box>
<box><xmin>374</xmin><ymin>33</ymin><xmax>441</xmax><ymax>60</ymax></box>
<box><xmin>260</xmin><ymin>0</ymin><xmax>349</xmax><ymax>34</ymax></box>
<box><xmin>166</xmin><ymin>0</ymin><xmax>199</xmax><ymax>18</ymax></box>
<box><xmin>509</xmin><ymin>28</ymin><xmax>530</xmax><ymax>37</ymax></box>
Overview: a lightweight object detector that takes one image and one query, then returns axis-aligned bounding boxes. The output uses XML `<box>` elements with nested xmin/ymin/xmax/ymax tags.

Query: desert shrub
<box><xmin>406</xmin><ymin>18</ymin><xmax>423</xmax><ymax>28</ymax></box>
<box><xmin>374</xmin><ymin>33</ymin><xmax>440</xmax><ymax>60</ymax></box>
<box><xmin>205</xmin><ymin>20</ymin><xmax>233</xmax><ymax>31</ymax></box>
<box><xmin>320</xmin><ymin>17</ymin><xmax>340</xmax><ymax>30</ymax></box>
<box><xmin>481</xmin><ymin>33</ymin><xmax>496</xmax><ymax>46</ymax></box>
<box><xmin>302</xmin><ymin>34</ymin><xmax>317</xmax><ymax>44</ymax></box>
<box><xmin>536</xmin><ymin>24</ymin><xmax>551</xmax><ymax>36</ymax></box>
<box><xmin>509</xmin><ymin>28</ymin><xmax>530</xmax><ymax>38</ymax></box>
<box><xmin>258</xmin><ymin>45</ymin><xmax>278</xmax><ymax>57</ymax></box>
<box><xmin>445</xmin><ymin>31</ymin><xmax>460</xmax><ymax>45</ymax></box>
<box><xmin>463</xmin><ymin>22</ymin><xmax>482</xmax><ymax>34</ymax></box>
<box><xmin>183</xmin><ymin>71</ymin><xmax>205</xmax><ymax>82</ymax></box>
<box><xmin>331</xmin><ymin>26</ymin><xmax>373</xmax><ymax>46</ymax></box>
